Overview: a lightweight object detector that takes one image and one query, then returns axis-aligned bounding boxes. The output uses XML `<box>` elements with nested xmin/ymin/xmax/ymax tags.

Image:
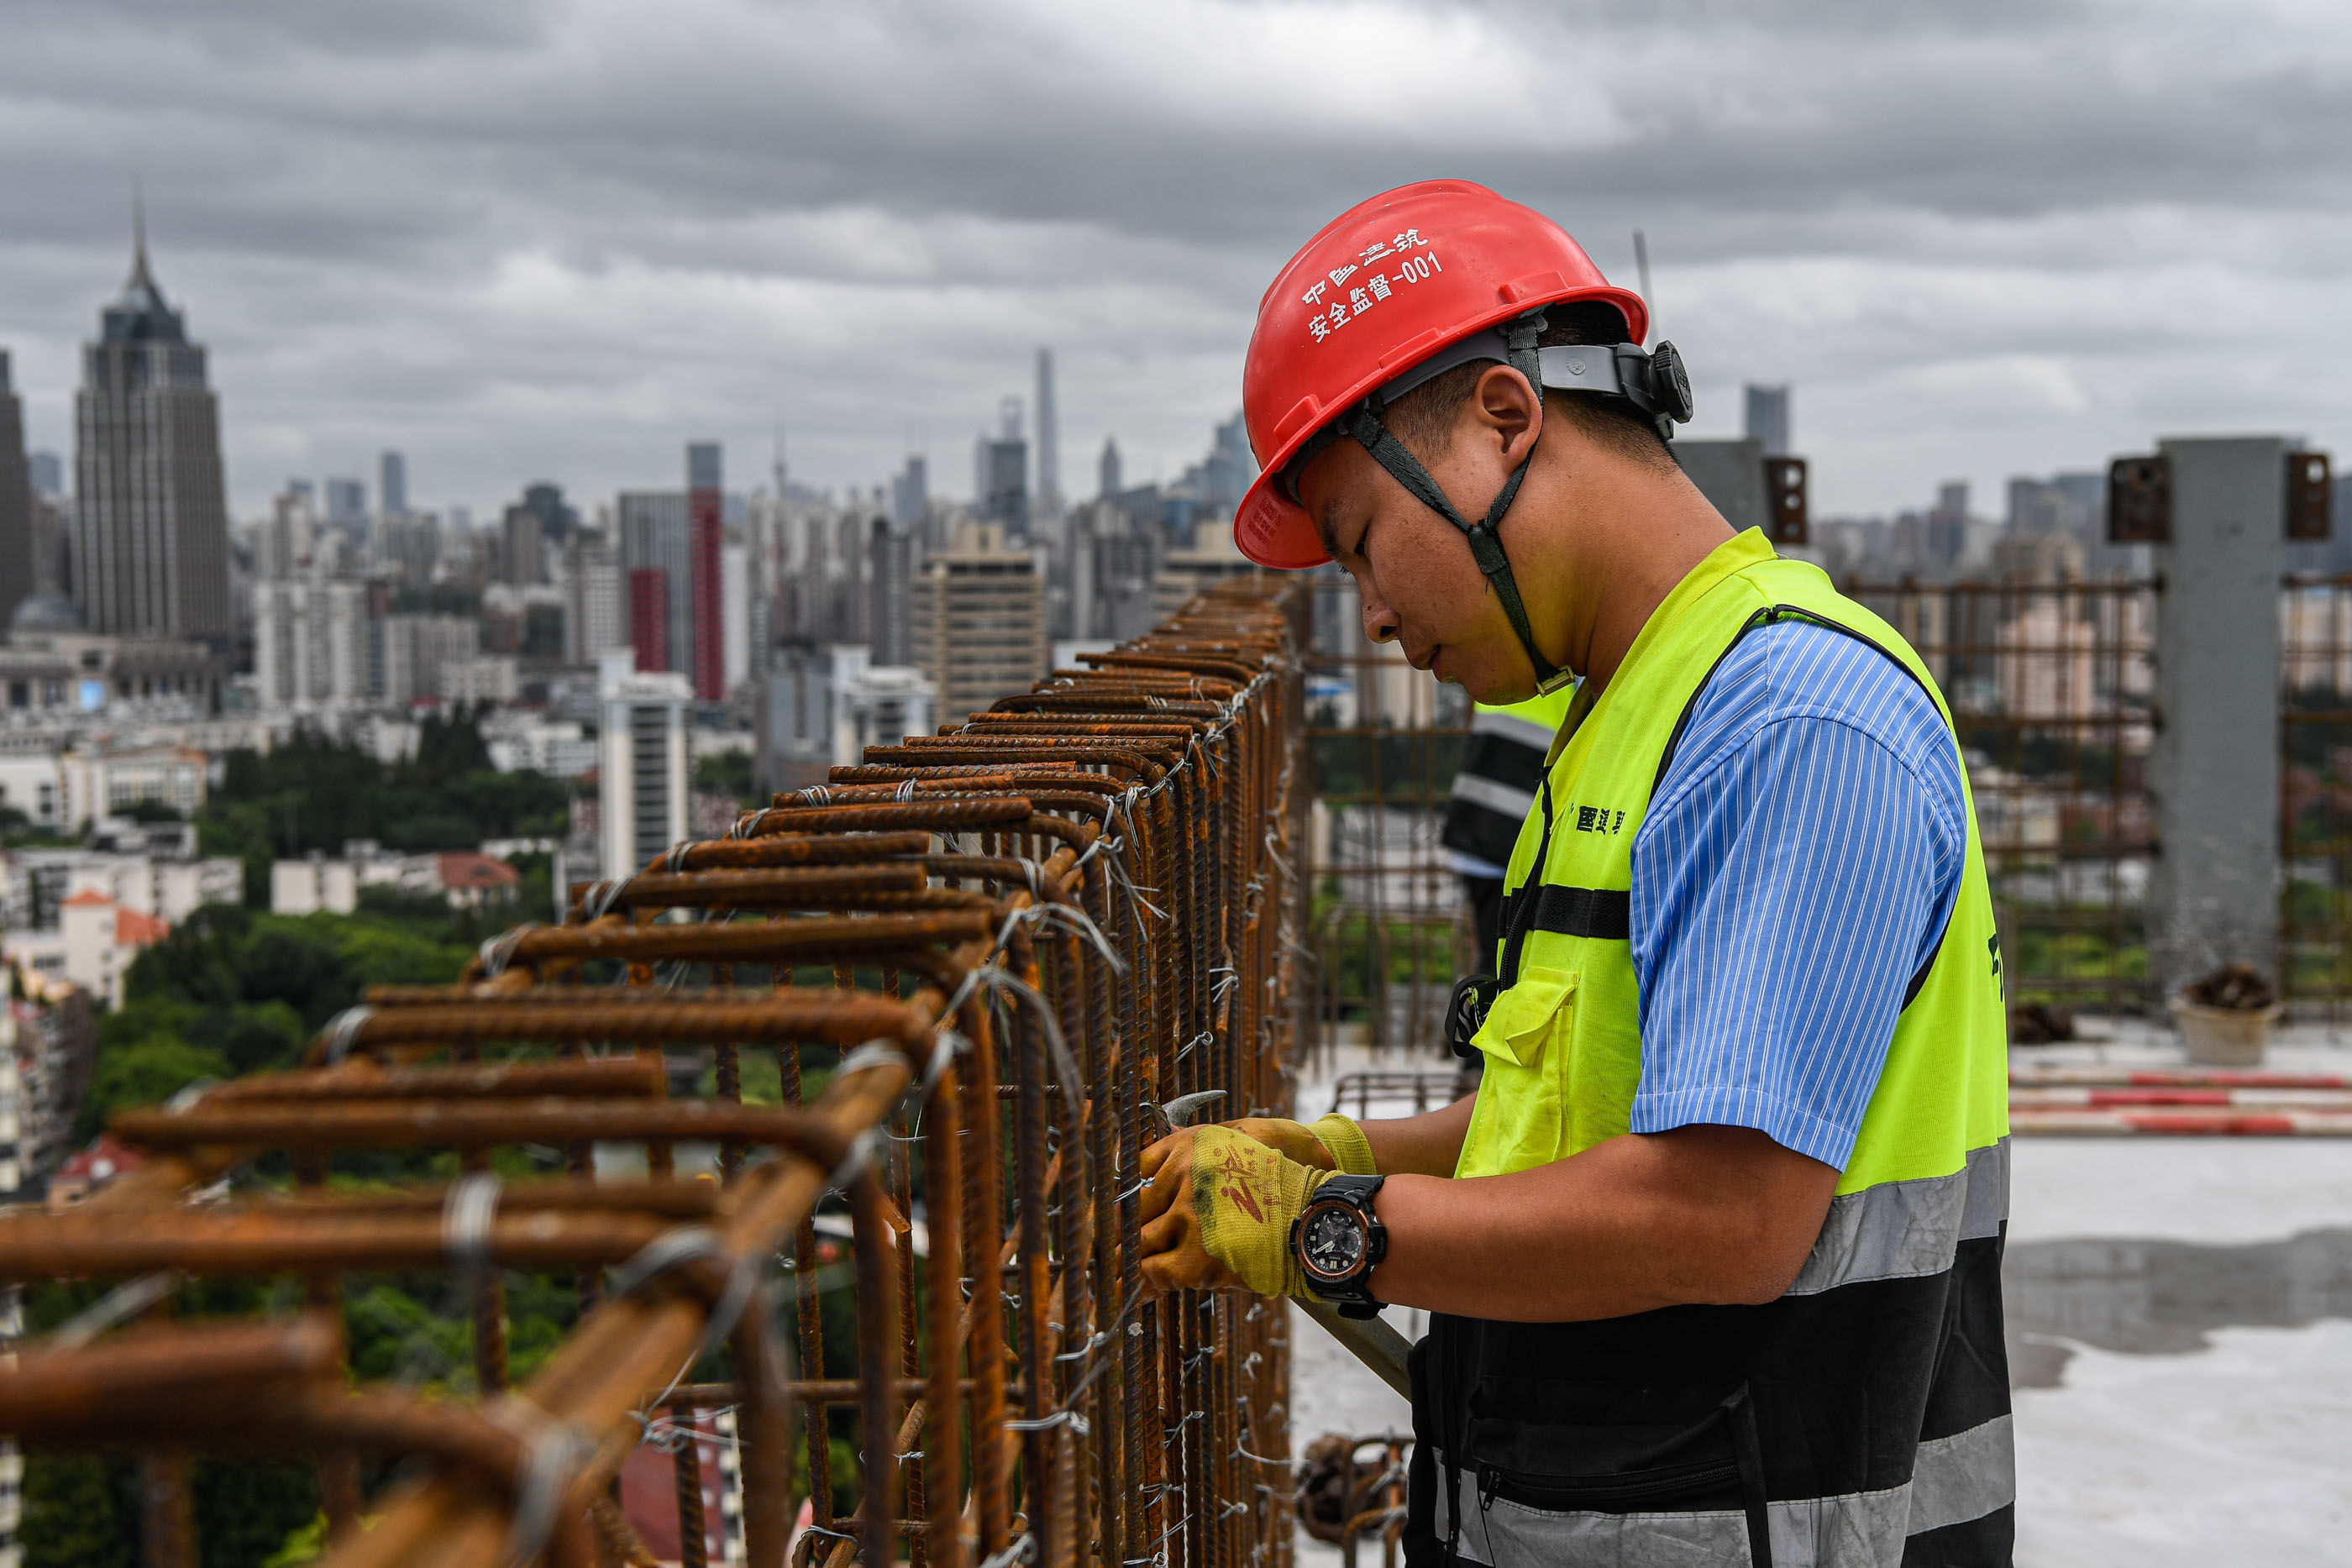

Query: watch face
<box><xmin>1300</xmin><ymin>1204</ymin><xmax>1366</xmax><ymax>1280</ymax></box>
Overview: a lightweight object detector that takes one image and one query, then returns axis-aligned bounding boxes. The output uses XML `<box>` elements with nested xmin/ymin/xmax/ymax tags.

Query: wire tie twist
<box><xmin>1003</xmin><ymin>1408</ymin><xmax>1091</xmax><ymax>1436</ymax></box>
<box><xmin>485</xmin><ymin>1395</ymin><xmax>596</xmax><ymax>1568</ymax></box>
<box><xmin>826</xmin><ymin>1128</ymin><xmax>879</xmax><ymax>1194</ymax></box>
<box><xmin>835</xmin><ymin>1038</ymin><xmax>911</xmax><ymax>1083</ymax></box>
<box><xmin>321</xmin><ymin>1004</ymin><xmax>375</xmax><ymax>1065</ymax></box>
<box><xmin>53</xmin><ymin>1272</ymin><xmax>178</xmax><ymax>1349</ymax></box>
<box><xmin>611</xmin><ymin>1226</ymin><xmax>768</xmax><ymax>1419</ymax></box>
<box><xmin>913</xmin><ymin>1027</ymin><xmax>971</xmax><ymax>1109</ymax></box>
<box><xmin>442</xmin><ymin>1172</ymin><xmax>503</xmax><ymax>1289</ymax></box>
<box><xmin>976</xmin><ymin>1534</ymin><xmax>1037</xmax><ymax>1568</ymax></box>
<box><xmin>478</xmin><ymin>923</ymin><xmax>538</xmax><ymax>978</ymax></box>
<box><xmin>585</xmin><ymin>877</ymin><xmax>633</xmax><ymax>920</ymax></box>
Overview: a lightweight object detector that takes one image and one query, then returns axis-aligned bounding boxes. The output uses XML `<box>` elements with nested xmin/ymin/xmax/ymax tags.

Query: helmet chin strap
<box><xmin>1341</xmin><ymin>310</ymin><xmax>1576</xmax><ymax>695</ymax></box>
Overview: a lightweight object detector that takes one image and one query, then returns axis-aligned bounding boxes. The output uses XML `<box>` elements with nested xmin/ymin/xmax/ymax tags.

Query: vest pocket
<box><xmin>1461</xmin><ymin>1381</ymin><xmax>1775</xmax><ymax>1567</ymax></box>
<box><xmin>1460</xmin><ymin>967</ymin><xmax>1579</xmax><ymax>1175</ymax></box>
<box><xmin>1469</xmin><ymin>965</ymin><xmax>1575</xmax><ymax>1068</ymax></box>
<box><xmin>1463</xmin><ymin>1409</ymin><xmax>1743</xmax><ymax>1512</ymax></box>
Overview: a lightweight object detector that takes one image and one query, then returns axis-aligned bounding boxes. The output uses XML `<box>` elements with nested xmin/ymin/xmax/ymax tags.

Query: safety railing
<box><xmin>2281</xmin><ymin>574</ymin><xmax>2352</xmax><ymax>1019</ymax></box>
<box><xmin>1300</xmin><ymin>568</ymin><xmax>2173</xmax><ymax>1031</ymax></box>
<box><xmin>0</xmin><ymin>578</ymin><xmax>1312</xmax><ymax>1568</ymax></box>
<box><xmin>1300</xmin><ymin>568</ymin><xmax>1472</xmax><ymax>1065</ymax></box>
<box><xmin>1839</xmin><ymin>576</ymin><xmax>2157</xmax><ymax>1018</ymax></box>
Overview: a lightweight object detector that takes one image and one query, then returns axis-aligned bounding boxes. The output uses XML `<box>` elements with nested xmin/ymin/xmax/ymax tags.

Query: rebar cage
<box><xmin>0</xmin><ymin>579</ymin><xmax>1314</xmax><ymax>1568</ymax></box>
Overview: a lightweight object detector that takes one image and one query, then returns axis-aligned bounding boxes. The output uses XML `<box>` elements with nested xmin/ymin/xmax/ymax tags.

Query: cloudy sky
<box><xmin>2</xmin><ymin>0</ymin><xmax>2347</xmax><ymax>523</ymax></box>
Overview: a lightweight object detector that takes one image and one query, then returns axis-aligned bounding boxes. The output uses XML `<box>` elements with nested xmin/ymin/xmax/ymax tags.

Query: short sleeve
<box><xmin>1625</xmin><ymin>622</ymin><xmax>1967</xmax><ymax>1170</ymax></box>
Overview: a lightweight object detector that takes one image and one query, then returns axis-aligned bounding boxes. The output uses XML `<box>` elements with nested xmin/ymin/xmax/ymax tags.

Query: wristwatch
<box><xmin>1291</xmin><ymin>1174</ymin><xmax>1388</xmax><ymax>1319</ymax></box>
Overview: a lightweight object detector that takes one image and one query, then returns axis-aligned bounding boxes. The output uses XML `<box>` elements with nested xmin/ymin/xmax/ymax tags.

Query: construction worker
<box><xmin>1445</xmin><ymin>690</ymin><xmax>1577</xmax><ymax>961</ymax></box>
<box><xmin>1138</xmin><ymin>181</ymin><xmax>2012</xmax><ymax>1566</ymax></box>
<box><xmin>1441</xmin><ymin>690</ymin><xmax>1577</xmax><ymax>1093</ymax></box>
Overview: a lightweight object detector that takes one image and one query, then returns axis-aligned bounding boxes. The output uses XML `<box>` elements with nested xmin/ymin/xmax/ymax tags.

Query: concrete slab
<box><xmin>1279</xmin><ymin>1039</ymin><xmax>2352</xmax><ymax>1564</ymax></box>
<box><xmin>2014</xmin><ymin>1322</ymin><xmax>2352</xmax><ymax>1566</ymax></box>
<box><xmin>2013</xmin><ymin>1137</ymin><xmax>2352</xmax><ymax>1245</ymax></box>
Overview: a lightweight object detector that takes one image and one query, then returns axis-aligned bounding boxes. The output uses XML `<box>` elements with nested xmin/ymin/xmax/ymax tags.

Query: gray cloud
<box><xmin>1</xmin><ymin>0</ymin><xmax>2347</xmax><ymax>520</ymax></box>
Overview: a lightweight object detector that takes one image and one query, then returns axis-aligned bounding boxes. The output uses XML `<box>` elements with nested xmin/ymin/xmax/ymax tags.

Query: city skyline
<box><xmin>1</xmin><ymin>3</ymin><xmax>2347</xmax><ymax>524</ymax></box>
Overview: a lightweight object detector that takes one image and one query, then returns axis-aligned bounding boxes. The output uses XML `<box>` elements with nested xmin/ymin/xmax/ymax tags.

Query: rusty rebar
<box><xmin>3</xmin><ymin>579</ymin><xmax>1310</xmax><ymax>1568</ymax></box>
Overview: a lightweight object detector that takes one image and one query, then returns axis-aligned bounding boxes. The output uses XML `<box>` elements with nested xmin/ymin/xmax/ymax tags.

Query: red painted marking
<box><xmin>2087</xmin><ymin>1088</ymin><xmax>2232</xmax><ymax>1108</ymax></box>
<box><xmin>2123</xmin><ymin>1113</ymin><xmax>2299</xmax><ymax>1135</ymax></box>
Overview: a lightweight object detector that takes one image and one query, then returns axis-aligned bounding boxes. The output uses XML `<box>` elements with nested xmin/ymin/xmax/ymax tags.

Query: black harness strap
<box><xmin>1338</xmin><ymin>307</ymin><xmax>1572</xmax><ymax>694</ymax></box>
<box><xmin>1345</xmin><ymin>406</ymin><xmax>1561</xmax><ymax>692</ymax></box>
<box><xmin>1529</xmin><ymin>884</ymin><xmax>1630</xmax><ymax>941</ymax></box>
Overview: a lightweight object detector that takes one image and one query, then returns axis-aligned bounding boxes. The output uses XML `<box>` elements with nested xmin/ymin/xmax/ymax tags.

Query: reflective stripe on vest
<box><xmin>1421</xmin><ymin>529</ymin><xmax>2014</xmax><ymax>1568</ymax></box>
<box><xmin>1433</xmin><ymin>1413</ymin><xmax>2015</xmax><ymax>1568</ymax></box>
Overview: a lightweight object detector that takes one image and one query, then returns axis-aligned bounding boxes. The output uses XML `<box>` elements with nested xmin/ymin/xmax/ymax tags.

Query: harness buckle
<box><xmin>1445</xmin><ymin>976</ymin><xmax>1500</xmax><ymax>1059</ymax></box>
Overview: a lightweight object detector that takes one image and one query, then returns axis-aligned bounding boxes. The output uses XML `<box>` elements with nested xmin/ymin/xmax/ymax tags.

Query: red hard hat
<box><xmin>1232</xmin><ymin>180</ymin><xmax>1649</xmax><ymax>569</ymax></box>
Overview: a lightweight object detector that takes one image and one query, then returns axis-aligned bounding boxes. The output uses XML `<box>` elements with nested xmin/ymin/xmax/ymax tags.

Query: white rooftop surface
<box><xmin>1285</xmin><ymin>1025</ymin><xmax>2352</xmax><ymax>1567</ymax></box>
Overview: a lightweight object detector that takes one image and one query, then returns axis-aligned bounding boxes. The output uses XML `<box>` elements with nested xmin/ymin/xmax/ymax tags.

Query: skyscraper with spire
<box><xmin>73</xmin><ymin>205</ymin><xmax>232</xmax><ymax>641</ymax></box>
<box><xmin>1034</xmin><ymin>347</ymin><xmax>1061</xmax><ymax>523</ymax></box>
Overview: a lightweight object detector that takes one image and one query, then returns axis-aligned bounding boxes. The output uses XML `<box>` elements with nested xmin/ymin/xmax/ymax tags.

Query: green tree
<box><xmin>81</xmin><ymin>1037</ymin><xmax>228</xmax><ymax>1140</ymax></box>
<box><xmin>22</xmin><ymin>1452</ymin><xmax>135</xmax><ymax>1568</ymax></box>
<box><xmin>192</xmin><ymin>1455</ymin><xmax>320</xmax><ymax>1568</ymax></box>
<box><xmin>235</xmin><ymin>926</ymin><xmax>360</xmax><ymax>1030</ymax></box>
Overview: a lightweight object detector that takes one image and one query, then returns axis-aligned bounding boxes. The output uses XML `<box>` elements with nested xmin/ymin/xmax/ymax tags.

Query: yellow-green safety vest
<box><xmin>1407</xmin><ymin>529</ymin><xmax>2015</xmax><ymax>1568</ymax></box>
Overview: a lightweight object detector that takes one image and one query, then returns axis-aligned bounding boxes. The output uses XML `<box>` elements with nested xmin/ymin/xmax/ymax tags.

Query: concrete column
<box><xmin>2147</xmin><ymin>436</ymin><xmax>2283</xmax><ymax>1000</ymax></box>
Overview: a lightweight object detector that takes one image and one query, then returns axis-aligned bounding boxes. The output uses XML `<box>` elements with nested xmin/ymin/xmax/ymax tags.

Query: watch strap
<box><xmin>1295</xmin><ymin>1174</ymin><xmax>1387</xmax><ymax>1314</ymax></box>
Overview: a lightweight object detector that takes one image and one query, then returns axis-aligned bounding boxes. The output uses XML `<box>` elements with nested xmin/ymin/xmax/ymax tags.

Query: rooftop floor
<box><xmin>1290</xmin><ymin>1024</ymin><xmax>2352</xmax><ymax>1566</ymax></box>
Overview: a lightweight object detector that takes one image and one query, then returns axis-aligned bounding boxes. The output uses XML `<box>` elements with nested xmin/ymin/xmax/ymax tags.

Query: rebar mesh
<box><xmin>0</xmin><ymin>578</ymin><xmax>1313</xmax><ymax>1568</ymax></box>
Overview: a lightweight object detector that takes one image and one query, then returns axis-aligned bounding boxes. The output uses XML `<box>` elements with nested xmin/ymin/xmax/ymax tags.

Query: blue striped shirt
<box><xmin>1625</xmin><ymin>621</ymin><xmax>1966</xmax><ymax>1171</ymax></box>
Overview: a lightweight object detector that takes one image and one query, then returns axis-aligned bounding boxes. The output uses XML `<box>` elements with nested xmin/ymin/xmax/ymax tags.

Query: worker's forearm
<box><xmin>1358</xmin><ymin>1093</ymin><xmax>1476</xmax><ymax>1177</ymax></box>
<box><xmin>1364</xmin><ymin>1125</ymin><xmax>1837</xmax><ymax>1322</ymax></box>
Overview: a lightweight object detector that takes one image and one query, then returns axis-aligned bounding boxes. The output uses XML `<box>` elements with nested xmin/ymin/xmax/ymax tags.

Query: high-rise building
<box><xmin>26</xmin><ymin>452</ymin><xmax>61</xmax><ymax>499</ymax></box>
<box><xmin>252</xmin><ymin>578</ymin><xmax>376</xmax><ymax>707</ymax></box>
<box><xmin>687</xmin><ymin>442</ymin><xmax>725</xmax><ymax>700</ymax></box>
<box><xmin>1153</xmin><ymin>520</ymin><xmax>1259</xmax><ymax>620</ymax></box>
<box><xmin>324</xmin><ymin>477</ymin><xmax>367</xmax><ymax>534</ymax></box>
<box><xmin>891</xmin><ymin>455</ymin><xmax>929</xmax><ymax>531</ymax></box>
<box><xmin>71</xmin><ymin>219</ymin><xmax>232</xmax><ymax>641</ymax></box>
<box><xmin>1744</xmin><ymin>385</ymin><xmax>1792</xmax><ymax>458</ymax></box>
<box><xmin>619</xmin><ymin>491</ymin><xmax>690</xmax><ymax>673</ymax></box>
<box><xmin>564</xmin><ymin>532</ymin><xmax>626</xmax><ymax>666</ymax></box>
<box><xmin>757</xmin><ymin>643</ymin><xmax>833</xmax><ymax>794</ymax></box>
<box><xmin>976</xmin><ymin>398</ymin><xmax>1028</xmax><ymax>538</ymax></box>
<box><xmin>1927</xmin><ymin>480</ymin><xmax>1971</xmax><ymax>569</ymax></box>
<box><xmin>1099</xmin><ymin>437</ymin><xmax>1122</xmax><ymax>501</ymax></box>
<box><xmin>723</xmin><ymin>540</ymin><xmax>751</xmax><ymax>691</ymax></box>
<box><xmin>828</xmin><ymin>645</ymin><xmax>936</xmax><ymax>768</ymax></box>
<box><xmin>627</xmin><ymin>568</ymin><xmax>669</xmax><ymax>676</ymax></box>
<box><xmin>1035</xmin><ymin>348</ymin><xmax>1061</xmax><ymax>522</ymax></box>
<box><xmin>500</xmin><ymin>502</ymin><xmax>545</xmax><ymax>585</ymax></box>
<box><xmin>0</xmin><ymin>351</ymin><xmax>33</xmax><ymax>630</ymax></box>
<box><xmin>517</xmin><ymin>481</ymin><xmax>575</xmax><ymax>542</ymax></box>
<box><xmin>380</xmin><ymin>451</ymin><xmax>408</xmax><ymax>517</ymax></box>
<box><xmin>374</xmin><ymin>511</ymin><xmax>438</xmax><ymax>587</ymax></box>
<box><xmin>868</xmin><ymin>519</ymin><xmax>918</xmax><ymax>667</ymax></box>
<box><xmin>911</xmin><ymin>521</ymin><xmax>1046</xmax><ymax>721</ymax></box>
<box><xmin>599</xmin><ymin>653</ymin><xmax>690</xmax><ymax>878</ymax></box>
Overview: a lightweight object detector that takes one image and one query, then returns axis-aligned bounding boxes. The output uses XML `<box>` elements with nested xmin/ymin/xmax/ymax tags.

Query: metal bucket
<box><xmin>2169</xmin><ymin>995</ymin><xmax>2281</xmax><ymax>1067</ymax></box>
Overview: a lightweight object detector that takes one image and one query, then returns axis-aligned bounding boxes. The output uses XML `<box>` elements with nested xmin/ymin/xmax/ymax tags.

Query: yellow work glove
<box><xmin>1219</xmin><ymin>1112</ymin><xmax>1378</xmax><ymax>1175</ymax></box>
<box><xmin>1137</xmin><ymin>1124</ymin><xmax>1334</xmax><ymax>1297</ymax></box>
